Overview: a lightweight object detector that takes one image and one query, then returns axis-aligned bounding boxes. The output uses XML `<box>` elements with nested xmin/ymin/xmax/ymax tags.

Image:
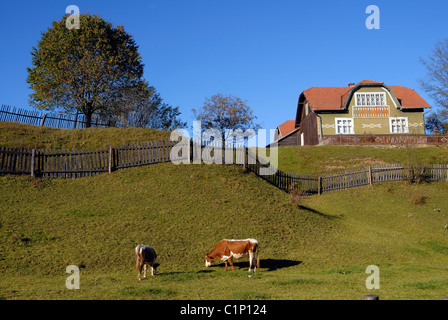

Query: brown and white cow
<box><xmin>205</xmin><ymin>238</ymin><xmax>259</xmax><ymax>272</ymax></box>
<box><xmin>135</xmin><ymin>244</ymin><xmax>159</xmax><ymax>281</ymax></box>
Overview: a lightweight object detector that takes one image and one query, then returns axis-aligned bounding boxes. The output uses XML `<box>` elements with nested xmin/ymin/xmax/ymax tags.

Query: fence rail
<box><xmin>0</xmin><ymin>139</ymin><xmax>177</xmax><ymax>179</ymax></box>
<box><xmin>0</xmin><ymin>140</ymin><xmax>447</xmax><ymax>194</ymax></box>
<box><xmin>244</xmin><ymin>157</ymin><xmax>448</xmax><ymax>194</ymax></box>
<box><xmin>0</xmin><ymin>105</ymin><xmax>109</xmax><ymax>129</ymax></box>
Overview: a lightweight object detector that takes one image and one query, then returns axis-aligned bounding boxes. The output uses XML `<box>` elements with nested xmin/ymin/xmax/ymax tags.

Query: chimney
<box><xmin>348</xmin><ymin>83</ymin><xmax>355</xmax><ymax>87</ymax></box>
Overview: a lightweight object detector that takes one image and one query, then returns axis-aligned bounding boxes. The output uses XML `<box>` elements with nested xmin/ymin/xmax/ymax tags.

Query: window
<box><xmin>355</xmin><ymin>92</ymin><xmax>386</xmax><ymax>106</ymax></box>
<box><xmin>390</xmin><ymin>117</ymin><xmax>408</xmax><ymax>133</ymax></box>
<box><xmin>335</xmin><ymin>118</ymin><xmax>354</xmax><ymax>134</ymax></box>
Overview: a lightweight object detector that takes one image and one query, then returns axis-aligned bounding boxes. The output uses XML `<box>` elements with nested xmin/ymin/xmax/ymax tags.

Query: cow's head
<box><xmin>154</xmin><ymin>262</ymin><xmax>160</xmax><ymax>272</ymax></box>
<box><xmin>205</xmin><ymin>254</ymin><xmax>215</xmax><ymax>267</ymax></box>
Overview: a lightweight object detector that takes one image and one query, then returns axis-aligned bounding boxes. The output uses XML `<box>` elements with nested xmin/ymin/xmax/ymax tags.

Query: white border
<box><xmin>389</xmin><ymin>117</ymin><xmax>409</xmax><ymax>133</ymax></box>
<box><xmin>355</xmin><ymin>92</ymin><xmax>387</xmax><ymax>106</ymax></box>
<box><xmin>335</xmin><ymin>117</ymin><xmax>354</xmax><ymax>134</ymax></box>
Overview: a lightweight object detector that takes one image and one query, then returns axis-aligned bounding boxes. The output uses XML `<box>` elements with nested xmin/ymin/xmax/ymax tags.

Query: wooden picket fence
<box><xmin>0</xmin><ymin>104</ymin><xmax>109</xmax><ymax>129</ymax></box>
<box><xmin>244</xmin><ymin>149</ymin><xmax>448</xmax><ymax>194</ymax></box>
<box><xmin>0</xmin><ymin>140</ymin><xmax>180</xmax><ymax>178</ymax></box>
<box><xmin>0</xmin><ymin>140</ymin><xmax>447</xmax><ymax>194</ymax></box>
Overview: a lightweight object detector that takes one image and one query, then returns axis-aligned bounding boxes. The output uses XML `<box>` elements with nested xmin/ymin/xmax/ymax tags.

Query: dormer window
<box><xmin>355</xmin><ymin>92</ymin><xmax>386</xmax><ymax>106</ymax></box>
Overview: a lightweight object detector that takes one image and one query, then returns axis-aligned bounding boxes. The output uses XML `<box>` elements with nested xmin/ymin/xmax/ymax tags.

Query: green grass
<box><xmin>0</xmin><ymin>121</ymin><xmax>171</xmax><ymax>149</ymax></box>
<box><xmin>277</xmin><ymin>145</ymin><xmax>448</xmax><ymax>174</ymax></box>
<box><xmin>1</xmin><ymin>162</ymin><xmax>448</xmax><ymax>300</ymax></box>
<box><xmin>1</xmin><ymin>123</ymin><xmax>448</xmax><ymax>299</ymax></box>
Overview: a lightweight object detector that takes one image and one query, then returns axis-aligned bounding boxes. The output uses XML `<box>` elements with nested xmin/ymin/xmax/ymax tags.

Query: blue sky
<box><xmin>0</xmin><ymin>0</ymin><xmax>447</xmax><ymax>135</ymax></box>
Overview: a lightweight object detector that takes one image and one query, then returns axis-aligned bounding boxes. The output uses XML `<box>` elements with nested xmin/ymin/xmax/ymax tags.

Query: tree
<box><xmin>27</xmin><ymin>13</ymin><xmax>144</xmax><ymax>127</ymax></box>
<box><xmin>192</xmin><ymin>93</ymin><xmax>260</xmax><ymax>143</ymax></box>
<box><xmin>419</xmin><ymin>39</ymin><xmax>448</xmax><ymax>134</ymax></box>
<box><xmin>425</xmin><ymin>111</ymin><xmax>448</xmax><ymax>134</ymax></box>
<box><xmin>101</xmin><ymin>80</ymin><xmax>186</xmax><ymax>130</ymax></box>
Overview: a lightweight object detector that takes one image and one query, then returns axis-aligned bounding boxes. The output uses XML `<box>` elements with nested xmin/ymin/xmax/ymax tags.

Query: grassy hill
<box><xmin>1</xmin><ymin>123</ymin><xmax>448</xmax><ymax>300</ymax></box>
<box><xmin>277</xmin><ymin>145</ymin><xmax>448</xmax><ymax>174</ymax></box>
<box><xmin>1</xmin><ymin>163</ymin><xmax>448</xmax><ymax>300</ymax></box>
<box><xmin>0</xmin><ymin>122</ymin><xmax>171</xmax><ymax>150</ymax></box>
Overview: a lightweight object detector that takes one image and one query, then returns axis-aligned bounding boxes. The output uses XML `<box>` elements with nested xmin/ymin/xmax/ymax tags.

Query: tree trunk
<box><xmin>84</xmin><ymin>104</ymin><xmax>93</xmax><ymax>128</ymax></box>
<box><xmin>84</xmin><ymin>112</ymin><xmax>92</xmax><ymax>128</ymax></box>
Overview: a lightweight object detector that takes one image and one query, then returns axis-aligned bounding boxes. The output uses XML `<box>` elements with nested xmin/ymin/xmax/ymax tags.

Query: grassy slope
<box><xmin>1</xmin><ymin>124</ymin><xmax>448</xmax><ymax>300</ymax></box>
<box><xmin>277</xmin><ymin>145</ymin><xmax>448</xmax><ymax>174</ymax></box>
<box><xmin>0</xmin><ymin>122</ymin><xmax>171</xmax><ymax>150</ymax></box>
<box><xmin>1</xmin><ymin>163</ymin><xmax>447</xmax><ymax>300</ymax></box>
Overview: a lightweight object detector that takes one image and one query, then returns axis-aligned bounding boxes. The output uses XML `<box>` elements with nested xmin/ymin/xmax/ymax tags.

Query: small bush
<box><xmin>289</xmin><ymin>187</ymin><xmax>306</xmax><ymax>209</ymax></box>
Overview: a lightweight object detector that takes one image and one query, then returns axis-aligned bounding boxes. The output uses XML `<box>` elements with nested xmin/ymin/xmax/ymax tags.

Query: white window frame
<box><xmin>355</xmin><ymin>92</ymin><xmax>386</xmax><ymax>106</ymax></box>
<box><xmin>335</xmin><ymin>118</ymin><xmax>354</xmax><ymax>135</ymax></box>
<box><xmin>389</xmin><ymin>117</ymin><xmax>409</xmax><ymax>134</ymax></box>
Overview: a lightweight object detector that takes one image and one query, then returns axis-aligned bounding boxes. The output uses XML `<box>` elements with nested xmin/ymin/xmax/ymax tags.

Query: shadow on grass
<box><xmin>297</xmin><ymin>205</ymin><xmax>340</xmax><ymax>219</ymax></box>
<box><xmin>232</xmin><ymin>259</ymin><xmax>302</xmax><ymax>271</ymax></box>
<box><xmin>157</xmin><ymin>260</ymin><xmax>302</xmax><ymax>275</ymax></box>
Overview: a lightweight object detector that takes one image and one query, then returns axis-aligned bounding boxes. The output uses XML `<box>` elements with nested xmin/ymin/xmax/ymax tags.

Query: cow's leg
<box><xmin>137</xmin><ymin>263</ymin><xmax>143</xmax><ymax>281</ymax></box>
<box><xmin>143</xmin><ymin>264</ymin><xmax>147</xmax><ymax>279</ymax></box>
<box><xmin>224</xmin><ymin>261</ymin><xmax>228</xmax><ymax>271</ymax></box>
<box><xmin>248</xmin><ymin>251</ymin><xmax>254</xmax><ymax>272</ymax></box>
<box><xmin>150</xmin><ymin>263</ymin><xmax>155</xmax><ymax>277</ymax></box>
<box><xmin>228</xmin><ymin>257</ymin><xmax>234</xmax><ymax>272</ymax></box>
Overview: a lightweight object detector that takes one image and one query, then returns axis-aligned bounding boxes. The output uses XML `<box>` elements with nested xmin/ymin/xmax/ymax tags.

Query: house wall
<box><xmin>294</xmin><ymin>99</ymin><xmax>320</xmax><ymax>146</ymax></box>
<box><xmin>318</xmin><ymin>86</ymin><xmax>425</xmax><ymax>136</ymax></box>
<box><xmin>301</xmin><ymin>112</ymin><xmax>319</xmax><ymax>145</ymax></box>
<box><xmin>277</xmin><ymin>130</ymin><xmax>300</xmax><ymax>146</ymax></box>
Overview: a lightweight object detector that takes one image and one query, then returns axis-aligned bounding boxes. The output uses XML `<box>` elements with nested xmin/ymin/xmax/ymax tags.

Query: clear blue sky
<box><xmin>0</xmin><ymin>0</ymin><xmax>447</xmax><ymax>134</ymax></box>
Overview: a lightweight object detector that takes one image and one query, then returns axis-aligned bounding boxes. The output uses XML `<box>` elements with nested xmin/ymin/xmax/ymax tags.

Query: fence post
<box><xmin>40</xmin><ymin>114</ymin><xmax>47</xmax><ymax>126</ymax></box>
<box><xmin>108</xmin><ymin>147</ymin><xmax>114</xmax><ymax>173</ymax></box>
<box><xmin>73</xmin><ymin>112</ymin><xmax>79</xmax><ymax>129</ymax></box>
<box><xmin>30</xmin><ymin>149</ymin><xmax>36</xmax><ymax>177</ymax></box>
<box><xmin>368</xmin><ymin>166</ymin><xmax>372</xmax><ymax>185</ymax></box>
<box><xmin>243</xmin><ymin>146</ymin><xmax>247</xmax><ymax>168</ymax></box>
<box><xmin>318</xmin><ymin>176</ymin><xmax>322</xmax><ymax>195</ymax></box>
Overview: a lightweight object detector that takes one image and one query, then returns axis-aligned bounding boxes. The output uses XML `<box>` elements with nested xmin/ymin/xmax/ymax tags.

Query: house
<box><xmin>278</xmin><ymin>80</ymin><xmax>431</xmax><ymax>146</ymax></box>
<box><xmin>273</xmin><ymin>120</ymin><xmax>299</xmax><ymax>146</ymax></box>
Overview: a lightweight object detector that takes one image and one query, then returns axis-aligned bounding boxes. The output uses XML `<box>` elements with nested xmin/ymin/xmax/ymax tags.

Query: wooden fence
<box><xmin>244</xmin><ymin>152</ymin><xmax>448</xmax><ymax>194</ymax></box>
<box><xmin>1</xmin><ymin>140</ymin><xmax>447</xmax><ymax>194</ymax></box>
<box><xmin>0</xmin><ymin>104</ymin><xmax>109</xmax><ymax>129</ymax></box>
<box><xmin>0</xmin><ymin>140</ymin><xmax>180</xmax><ymax>178</ymax></box>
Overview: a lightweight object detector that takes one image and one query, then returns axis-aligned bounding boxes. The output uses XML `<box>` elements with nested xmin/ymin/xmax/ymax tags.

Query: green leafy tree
<box><xmin>27</xmin><ymin>13</ymin><xmax>144</xmax><ymax>127</ymax></box>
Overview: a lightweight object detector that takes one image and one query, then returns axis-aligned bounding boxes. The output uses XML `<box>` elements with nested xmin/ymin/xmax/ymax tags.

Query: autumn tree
<box><xmin>425</xmin><ymin>111</ymin><xmax>447</xmax><ymax>134</ymax></box>
<box><xmin>27</xmin><ymin>13</ymin><xmax>144</xmax><ymax>127</ymax></box>
<box><xmin>419</xmin><ymin>39</ymin><xmax>448</xmax><ymax>133</ymax></box>
<box><xmin>102</xmin><ymin>79</ymin><xmax>187</xmax><ymax>130</ymax></box>
<box><xmin>192</xmin><ymin>94</ymin><xmax>260</xmax><ymax>144</ymax></box>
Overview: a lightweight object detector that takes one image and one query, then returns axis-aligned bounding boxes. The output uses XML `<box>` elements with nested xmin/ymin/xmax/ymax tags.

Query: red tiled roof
<box><xmin>389</xmin><ymin>85</ymin><xmax>431</xmax><ymax>109</ymax></box>
<box><xmin>303</xmin><ymin>87</ymin><xmax>351</xmax><ymax>110</ymax></box>
<box><xmin>277</xmin><ymin>120</ymin><xmax>296</xmax><ymax>137</ymax></box>
<box><xmin>302</xmin><ymin>80</ymin><xmax>430</xmax><ymax>110</ymax></box>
